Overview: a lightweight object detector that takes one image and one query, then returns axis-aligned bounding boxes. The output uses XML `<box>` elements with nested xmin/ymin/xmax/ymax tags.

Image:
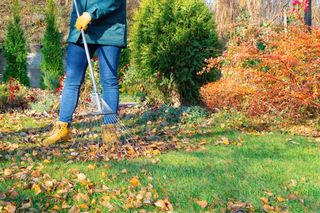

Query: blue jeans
<box><xmin>59</xmin><ymin>42</ymin><xmax>121</xmax><ymax>124</ymax></box>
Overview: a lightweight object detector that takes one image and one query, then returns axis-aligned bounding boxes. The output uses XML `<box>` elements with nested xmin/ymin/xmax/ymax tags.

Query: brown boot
<box><xmin>43</xmin><ymin>121</ymin><xmax>70</xmax><ymax>147</ymax></box>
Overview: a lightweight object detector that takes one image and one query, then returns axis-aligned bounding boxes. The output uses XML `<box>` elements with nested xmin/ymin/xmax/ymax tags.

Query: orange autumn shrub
<box><xmin>200</xmin><ymin>79</ymin><xmax>253</xmax><ymax>112</ymax></box>
<box><xmin>200</xmin><ymin>24</ymin><xmax>320</xmax><ymax>119</ymax></box>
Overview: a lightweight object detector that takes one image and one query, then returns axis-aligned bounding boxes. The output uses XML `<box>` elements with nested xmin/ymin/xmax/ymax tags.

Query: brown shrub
<box><xmin>200</xmin><ymin>24</ymin><xmax>320</xmax><ymax>119</ymax></box>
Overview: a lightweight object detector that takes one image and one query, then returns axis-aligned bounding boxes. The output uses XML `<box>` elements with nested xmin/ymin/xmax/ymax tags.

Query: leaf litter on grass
<box><xmin>1</xmin><ymin>103</ymin><xmax>213</xmax><ymax>162</ymax></box>
<box><xmin>3</xmin><ymin>104</ymin><xmax>311</xmax><ymax>212</ymax></box>
<box><xmin>0</xmin><ymin>157</ymin><xmax>175</xmax><ymax>212</ymax></box>
<box><xmin>0</xmin><ymin>105</ymin><xmax>212</xmax><ymax>211</ymax></box>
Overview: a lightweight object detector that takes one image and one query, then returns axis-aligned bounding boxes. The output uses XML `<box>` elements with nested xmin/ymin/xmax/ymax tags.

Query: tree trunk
<box><xmin>171</xmin><ymin>83</ymin><xmax>182</xmax><ymax>108</ymax></box>
<box><xmin>0</xmin><ymin>50</ymin><xmax>4</xmax><ymax>81</ymax></box>
<box><xmin>304</xmin><ymin>0</ymin><xmax>312</xmax><ymax>26</ymax></box>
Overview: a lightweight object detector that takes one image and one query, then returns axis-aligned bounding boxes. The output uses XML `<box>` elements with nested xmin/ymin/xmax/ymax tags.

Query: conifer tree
<box><xmin>3</xmin><ymin>0</ymin><xmax>29</xmax><ymax>86</ymax></box>
<box><xmin>41</xmin><ymin>0</ymin><xmax>64</xmax><ymax>90</ymax></box>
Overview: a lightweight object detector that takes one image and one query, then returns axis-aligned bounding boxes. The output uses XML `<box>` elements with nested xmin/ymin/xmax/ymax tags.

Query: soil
<box><xmin>0</xmin><ymin>0</ymin><xmax>71</xmax><ymax>45</ymax></box>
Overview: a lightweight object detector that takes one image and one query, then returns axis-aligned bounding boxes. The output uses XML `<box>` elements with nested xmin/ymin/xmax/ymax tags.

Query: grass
<box><xmin>0</xmin><ymin>109</ymin><xmax>319</xmax><ymax>212</ymax></box>
<box><xmin>120</xmin><ymin>93</ymin><xmax>142</xmax><ymax>103</ymax></box>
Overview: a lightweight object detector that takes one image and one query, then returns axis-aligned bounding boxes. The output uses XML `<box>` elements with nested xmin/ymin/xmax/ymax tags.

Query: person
<box><xmin>43</xmin><ymin>0</ymin><xmax>127</xmax><ymax>146</ymax></box>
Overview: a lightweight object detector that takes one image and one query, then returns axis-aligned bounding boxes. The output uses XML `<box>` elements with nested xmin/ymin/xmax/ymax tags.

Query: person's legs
<box><xmin>44</xmin><ymin>43</ymin><xmax>97</xmax><ymax>146</ymax></box>
<box><xmin>97</xmin><ymin>45</ymin><xmax>121</xmax><ymax>124</ymax></box>
<box><xmin>59</xmin><ymin>43</ymin><xmax>97</xmax><ymax>123</ymax></box>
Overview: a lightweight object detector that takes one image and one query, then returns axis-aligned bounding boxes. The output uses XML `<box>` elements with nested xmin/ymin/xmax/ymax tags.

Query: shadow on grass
<box><xmin>0</xmin><ymin>127</ymin><xmax>237</xmax><ymax>162</ymax></box>
<box><xmin>0</xmin><ymin>125</ymin><xmax>51</xmax><ymax>138</ymax></box>
<box><xmin>187</xmin><ymin>129</ymin><xmax>240</xmax><ymax>141</ymax></box>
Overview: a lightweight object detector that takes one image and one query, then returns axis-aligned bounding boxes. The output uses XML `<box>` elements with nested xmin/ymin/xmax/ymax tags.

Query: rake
<box><xmin>69</xmin><ymin>0</ymin><xmax>142</xmax><ymax>160</ymax></box>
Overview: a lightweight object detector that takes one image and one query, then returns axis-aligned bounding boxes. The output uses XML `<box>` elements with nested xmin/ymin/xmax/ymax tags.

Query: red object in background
<box><xmin>292</xmin><ymin>0</ymin><xmax>309</xmax><ymax>13</ymax></box>
<box><xmin>55</xmin><ymin>75</ymin><xmax>65</xmax><ymax>93</ymax></box>
<box><xmin>92</xmin><ymin>56</ymin><xmax>99</xmax><ymax>62</ymax></box>
<box><xmin>8</xmin><ymin>77</ymin><xmax>20</xmax><ymax>103</ymax></box>
<box><xmin>29</xmin><ymin>96</ymin><xmax>35</xmax><ymax>101</ymax></box>
<box><xmin>118</xmin><ymin>63</ymin><xmax>130</xmax><ymax>83</ymax></box>
<box><xmin>8</xmin><ymin>77</ymin><xmax>16</xmax><ymax>102</ymax></box>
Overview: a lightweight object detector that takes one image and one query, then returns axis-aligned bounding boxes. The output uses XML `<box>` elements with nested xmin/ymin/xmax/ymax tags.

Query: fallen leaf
<box><xmin>44</xmin><ymin>180</ymin><xmax>54</xmax><ymax>190</ymax></box>
<box><xmin>121</xmin><ymin>169</ymin><xmax>128</xmax><ymax>174</ymax></box>
<box><xmin>4</xmin><ymin>168</ymin><xmax>13</xmax><ymax>176</ymax></box>
<box><xmin>68</xmin><ymin>205</ymin><xmax>80</xmax><ymax>213</ymax></box>
<box><xmin>20</xmin><ymin>200</ymin><xmax>32</xmax><ymax>209</ymax></box>
<box><xmin>77</xmin><ymin>173</ymin><xmax>87</xmax><ymax>185</ymax></box>
<box><xmin>43</xmin><ymin>159</ymin><xmax>51</xmax><ymax>164</ymax></box>
<box><xmin>74</xmin><ymin>193</ymin><xmax>89</xmax><ymax>202</ymax></box>
<box><xmin>53</xmin><ymin>205</ymin><xmax>60</xmax><ymax>210</ymax></box>
<box><xmin>78</xmin><ymin>204</ymin><xmax>89</xmax><ymax>210</ymax></box>
<box><xmin>287</xmin><ymin>194</ymin><xmax>298</xmax><ymax>200</ymax></box>
<box><xmin>101</xmin><ymin>172</ymin><xmax>106</xmax><ymax>178</ymax></box>
<box><xmin>127</xmin><ymin>147</ymin><xmax>135</xmax><ymax>155</ymax></box>
<box><xmin>227</xmin><ymin>201</ymin><xmax>247</xmax><ymax>211</ymax></box>
<box><xmin>62</xmin><ymin>202</ymin><xmax>70</xmax><ymax>209</ymax></box>
<box><xmin>9</xmin><ymin>190</ymin><xmax>18</xmax><ymax>199</ymax></box>
<box><xmin>152</xmin><ymin>149</ymin><xmax>161</xmax><ymax>155</ymax></box>
<box><xmin>4</xmin><ymin>203</ymin><xmax>16</xmax><ymax>213</ymax></box>
<box><xmin>154</xmin><ymin>199</ymin><xmax>173</xmax><ymax>211</ymax></box>
<box><xmin>276</xmin><ymin>196</ymin><xmax>285</xmax><ymax>202</ymax></box>
<box><xmin>222</xmin><ymin>137</ymin><xmax>230</xmax><ymax>145</ymax></box>
<box><xmin>32</xmin><ymin>183</ymin><xmax>42</xmax><ymax>195</ymax></box>
<box><xmin>196</xmin><ymin>200</ymin><xmax>208</xmax><ymax>209</ymax></box>
<box><xmin>32</xmin><ymin>150</ymin><xmax>38</xmax><ymax>156</ymax></box>
<box><xmin>261</xmin><ymin>197</ymin><xmax>268</xmax><ymax>204</ymax></box>
<box><xmin>266</xmin><ymin>191</ymin><xmax>273</xmax><ymax>196</ymax></box>
<box><xmin>87</xmin><ymin>164</ymin><xmax>96</xmax><ymax>170</ymax></box>
<box><xmin>262</xmin><ymin>204</ymin><xmax>274</xmax><ymax>212</ymax></box>
<box><xmin>0</xmin><ymin>193</ymin><xmax>6</xmax><ymax>199</ymax></box>
<box><xmin>100</xmin><ymin>195</ymin><xmax>110</xmax><ymax>204</ymax></box>
<box><xmin>154</xmin><ymin>200</ymin><xmax>166</xmax><ymax>210</ymax></box>
<box><xmin>31</xmin><ymin>170</ymin><xmax>41</xmax><ymax>178</ymax></box>
<box><xmin>288</xmin><ymin>179</ymin><xmax>297</xmax><ymax>187</ymax></box>
<box><xmin>130</xmin><ymin>176</ymin><xmax>140</xmax><ymax>187</ymax></box>
<box><xmin>151</xmin><ymin>158</ymin><xmax>160</xmax><ymax>164</ymax></box>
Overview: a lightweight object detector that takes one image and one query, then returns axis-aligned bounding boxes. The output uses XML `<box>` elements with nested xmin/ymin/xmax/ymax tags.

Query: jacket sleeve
<box><xmin>86</xmin><ymin>0</ymin><xmax>122</xmax><ymax>20</ymax></box>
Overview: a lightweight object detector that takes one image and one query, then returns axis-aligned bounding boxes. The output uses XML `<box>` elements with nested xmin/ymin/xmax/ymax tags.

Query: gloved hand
<box><xmin>75</xmin><ymin>12</ymin><xmax>92</xmax><ymax>31</ymax></box>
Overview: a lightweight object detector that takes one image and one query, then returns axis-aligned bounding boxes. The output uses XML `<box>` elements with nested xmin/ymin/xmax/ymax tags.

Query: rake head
<box><xmin>68</xmin><ymin>92</ymin><xmax>144</xmax><ymax>161</ymax></box>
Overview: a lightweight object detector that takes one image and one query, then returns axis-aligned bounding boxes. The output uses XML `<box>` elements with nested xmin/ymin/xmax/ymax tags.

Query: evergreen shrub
<box><xmin>3</xmin><ymin>0</ymin><xmax>29</xmax><ymax>86</ymax></box>
<box><xmin>125</xmin><ymin>0</ymin><xmax>221</xmax><ymax>105</ymax></box>
<box><xmin>41</xmin><ymin>0</ymin><xmax>64</xmax><ymax>90</ymax></box>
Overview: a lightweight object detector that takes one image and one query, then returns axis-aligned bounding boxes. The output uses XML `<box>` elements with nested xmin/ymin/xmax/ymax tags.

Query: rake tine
<box><xmin>107</xmin><ymin>114</ymin><xmax>132</xmax><ymax>138</ymax></box>
<box><xmin>93</xmin><ymin>116</ymin><xmax>97</xmax><ymax>146</ymax></box>
<box><xmin>99</xmin><ymin>116</ymin><xmax>105</xmax><ymax>158</ymax></box>
<box><xmin>105</xmin><ymin>115</ymin><xmax>126</xmax><ymax>159</ymax></box>
<box><xmin>96</xmin><ymin>116</ymin><xmax>104</xmax><ymax>160</ymax></box>
<box><xmin>109</xmin><ymin>114</ymin><xmax>141</xmax><ymax>145</ymax></box>
<box><xmin>104</xmin><ymin>115</ymin><xmax>113</xmax><ymax>159</ymax></box>
<box><xmin>107</xmin><ymin>115</ymin><xmax>131</xmax><ymax>141</ymax></box>
<box><xmin>107</xmin><ymin>114</ymin><xmax>144</xmax><ymax>153</ymax></box>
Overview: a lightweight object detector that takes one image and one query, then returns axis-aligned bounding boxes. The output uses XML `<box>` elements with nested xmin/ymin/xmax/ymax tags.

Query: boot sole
<box><xmin>43</xmin><ymin>135</ymin><xmax>70</xmax><ymax>147</ymax></box>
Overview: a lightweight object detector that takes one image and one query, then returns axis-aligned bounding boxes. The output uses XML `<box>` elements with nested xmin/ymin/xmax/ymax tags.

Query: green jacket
<box><xmin>68</xmin><ymin>0</ymin><xmax>127</xmax><ymax>47</ymax></box>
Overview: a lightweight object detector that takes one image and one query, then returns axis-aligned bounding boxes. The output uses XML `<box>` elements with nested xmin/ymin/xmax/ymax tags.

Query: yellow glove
<box><xmin>75</xmin><ymin>12</ymin><xmax>92</xmax><ymax>31</ymax></box>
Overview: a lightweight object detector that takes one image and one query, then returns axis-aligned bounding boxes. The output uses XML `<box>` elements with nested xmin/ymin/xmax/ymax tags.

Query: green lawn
<box><xmin>0</xmin><ymin>108</ymin><xmax>319</xmax><ymax>212</ymax></box>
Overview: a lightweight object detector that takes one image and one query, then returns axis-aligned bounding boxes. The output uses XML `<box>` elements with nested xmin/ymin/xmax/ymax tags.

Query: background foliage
<box><xmin>0</xmin><ymin>78</ymin><xmax>33</xmax><ymax>111</ymax></box>
<box><xmin>200</xmin><ymin>22</ymin><xmax>320</xmax><ymax>119</ymax></box>
<box><xmin>2</xmin><ymin>0</ymin><xmax>29</xmax><ymax>86</ymax></box>
<box><xmin>41</xmin><ymin>0</ymin><xmax>64</xmax><ymax>90</ymax></box>
<box><xmin>125</xmin><ymin>0</ymin><xmax>221</xmax><ymax>105</ymax></box>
